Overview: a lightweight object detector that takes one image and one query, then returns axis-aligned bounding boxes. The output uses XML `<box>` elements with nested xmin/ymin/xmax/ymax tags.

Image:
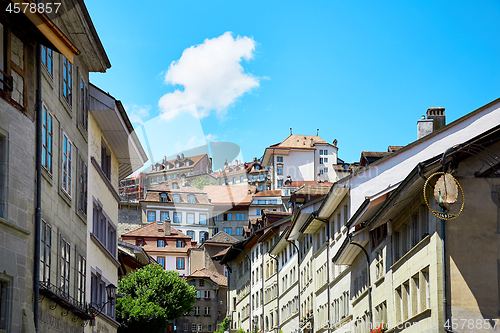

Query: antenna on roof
<box><xmin>290</xmin><ymin>128</ymin><xmax>292</xmax><ymax>135</ymax></box>
<box><xmin>317</xmin><ymin>128</ymin><xmax>319</xmax><ymax>136</ymax></box>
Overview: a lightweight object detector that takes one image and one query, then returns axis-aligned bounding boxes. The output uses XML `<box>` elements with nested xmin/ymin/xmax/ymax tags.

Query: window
<box><xmin>196</xmin><ymin>290</ymin><xmax>201</xmax><ymax>298</ymax></box>
<box><xmin>223</xmin><ymin>227</ymin><xmax>232</xmax><ymax>235</ymax></box>
<box><xmin>256</xmin><ymin>209</ymin><xmax>261</xmax><ymax>215</ymax></box>
<box><xmin>319</xmin><ymin>149</ymin><xmax>323</xmax><ymax>155</ymax></box>
<box><xmin>198</xmin><ymin>325</ymin><xmax>202</xmax><ymax>332</ymax></box>
<box><xmin>213</xmin><ymin>227</ymin><xmax>219</xmax><ymax>235</ymax></box>
<box><xmin>136</xmin><ymin>238</ymin><xmax>143</xmax><ymax>246</ymax></box>
<box><xmin>62</xmin><ymin>56</ymin><xmax>72</xmax><ymax>106</ymax></box>
<box><xmin>233</xmin><ymin>177</ymin><xmax>236</xmax><ymax>184</ymax></box>
<box><xmin>319</xmin><ymin>158</ymin><xmax>324</xmax><ymax>164</ymax></box>
<box><xmin>76</xmin><ymin>254</ymin><xmax>86</xmax><ymax>305</ymax></box>
<box><xmin>42</xmin><ymin>106</ymin><xmax>53</xmax><ymax>173</ymax></box>
<box><xmin>174</xmin><ymin>212</ymin><xmax>181</xmax><ymax>223</ymax></box>
<box><xmin>187</xmin><ymin>213</ymin><xmax>195</xmax><ymax>224</ymax></box>
<box><xmin>227</xmin><ymin>213</ymin><xmax>232</xmax><ymax>221</ymax></box>
<box><xmin>78</xmin><ymin>156</ymin><xmax>87</xmax><ymax>215</ymax></box>
<box><xmin>208</xmin><ymin>324</ymin><xmax>213</xmax><ymax>332</ymax></box>
<box><xmin>200</xmin><ymin>214</ymin><xmax>207</xmax><ymax>225</ymax></box>
<box><xmin>277</xmin><ymin>167</ymin><xmax>283</xmax><ymax>175</ymax></box>
<box><xmin>194</xmin><ymin>306</ymin><xmax>200</xmax><ymax>315</ymax></box>
<box><xmin>319</xmin><ymin>170</ymin><xmax>323</xmax><ymax>175</ymax></box>
<box><xmin>277</xmin><ymin>156</ymin><xmax>283</xmax><ymax>162</ymax></box>
<box><xmin>190</xmin><ymin>280</ymin><xmax>196</xmax><ymax>286</ymax></box>
<box><xmin>157</xmin><ymin>239</ymin><xmax>165</xmax><ymax>247</ymax></box>
<box><xmin>205</xmin><ymin>306</ymin><xmax>211</xmax><ymax>314</ymax></box>
<box><xmin>187</xmin><ymin>231</ymin><xmax>194</xmax><ymax>240</ymax></box>
<box><xmin>375</xmin><ymin>249</ymin><xmax>384</xmax><ymax>280</ymax></box>
<box><xmin>41</xmin><ymin>45</ymin><xmax>53</xmax><ymax>75</ymax></box>
<box><xmin>240</xmin><ymin>176</ymin><xmax>244</xmax><ymax>182</ymax></box>
<box><xmin>236</xmin><ymin>227</ymin><xmax>243</xmax><ymax>235</ymax></box>
<box><xmin>160</xmin><ymin>194</ymin><xmax>167</xmax><ymax>203</ymax></box>
<box><xmin>148</xmin><ymin>211</ymin><xmax>156</xmax><ymax>222</ymax></box>
<box><xmin>60</xmin><ymin>238</ymin><xmax>70</xmax><ymax>297</ymax></box>
<box><xmin>324</xmin><ymin>167</ymin><xmax>328</xmax><ymax>173</ymax></box>
<box><xmin>198</xmin><ymin>279</ymin><xmax>204</xmax><ymax>287</ymax></box>
<box><xmin>252</xmin><ymin>175</ymin><xmax>257</xmax><ymax>181</ymax></box>
<box><xmin>107</xmin><ymin>223</ymin><xmax>117</xmax><ymax>256</ymax></box>
<box><xmin>61</xmin><ymin>132</ymin><xmax>72</xmax><ymax>196</ymax></box>
<box><xmin>157</xmin><ymin>257</ymin><xmax>165</xmax><ymax>269</ymax></box>
<box><xmin>277</xmin><ymin>180</ymin><xmax>283</xmax><ymax>188</ymax></box>
<box><xmin>160</xmin><ymin>211</ymin><xmax>169</xmax><ymax>221</ymax></box>
<box><xmin>79</xmin><ymin>78</ymin><xmax>88</xmax><ymax>131</ymax></box>
<box><xmin>40</xmin><ymin>221</ymin><xmax>51</xmax><ymax>283</ymax></box>
<box><xmin>101</xmin><ymin>140</ymin><xmax>111</xmax><ymax>180</ymax></box>
<box><xmin>177</xmin><ymin>240</ymin><xmax>184</xmax><ymax>248</ymax></box>
<box><xmin>192</xmin><ymin>324</ymin><xmax>197</xmax><ymax>331</ymax></box>
<box><xmin>184</xmin><ymin>324</ymin><xmax>188</xmax><ymax>332</ymax></box>
<box><xmin>200</xmin><ymin>231</ymin><xmax>206</xmax><ymax>243</ymax></box>
<box><xmin>174</xmin><ymin>194</ymin><xmax>180</xmax><ymax>203</ymax></box>
<box><xmin>259</xmin><ymin>185</ymin><xmax>264</xmax><ymax>191</ymax></box>
<box><xmin>324</xmin><ymin>157</ymin><xmax>328</xmax><ymax>163</ymax></box>
<box><xmin>189</xmin><ymin>195</ymin><xmax>195</xmax><ymax>204</ymax></box>
<box><xmin>176</xmin><ymin>257</ymin><xmax>185</xmax><ymax>270</ymax></box>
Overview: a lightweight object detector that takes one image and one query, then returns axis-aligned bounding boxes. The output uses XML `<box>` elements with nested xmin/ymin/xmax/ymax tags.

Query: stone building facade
<box><xmin>176</xmin><ymin>268</ymin><xmax>227</xmax><ymax>333</ymax></box>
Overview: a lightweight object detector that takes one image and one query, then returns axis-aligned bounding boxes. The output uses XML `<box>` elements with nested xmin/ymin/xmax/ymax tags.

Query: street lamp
<box><xmin>89</xmin><ymin>284</ymin><xmax>117</xmax><ymax>318</ymax></box>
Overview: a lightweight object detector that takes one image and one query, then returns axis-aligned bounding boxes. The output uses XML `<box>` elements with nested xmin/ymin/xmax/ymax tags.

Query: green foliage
<box><xmin>191</xmin><ymin>176</ymin><xmax>216</xmax><ymax>190</ymax></box>
<box><xmin>215</xmin><ymin>317</ymin><xmax>231</xmax><ymax>333</ymax></box>
<box><xmin>117</xmin><ymin>264</ymin><xmax>196</xmax><ymax>333</ymax></box>
<box><xmin>236</xmin><ymin>329</ymin><xmax>247</xmax><ymax>333</ymax></box>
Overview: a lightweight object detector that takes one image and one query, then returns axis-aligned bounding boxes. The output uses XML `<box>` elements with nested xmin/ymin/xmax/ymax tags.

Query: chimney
<box><xmin>317</xmin><ymin>128</ymin><xmax>319</xmax><ymax>136</ymax></box>
<box><xmin>310</xmin><ymin>138</ymin><xmax>314</xmax><ymax>147</ymax></box>
<box><xmin>151</xmin><ymin>164</ymin><xmax>154</xmax><ymax>171</ymax></box>
<box><xmin>181</xmin><ymin>153</ymin><xmax>184</xmax><ymax>159</ymax></box>
<box><xmin>417</xmin><ymin>107</ymin><xmax>446</xmax><ymax>139</ymax></box>
<box><xmin>164</xmin><ymin>217</ymin><xmax>171</xmax><ymax>236</ymax></box>
<box><xmin>290</xmin><ymin>127</ymin><xmax>292</xmax><ymax>135</ymax></box>
<box><xmin>333</xmin><ymin>139</ymin><xmax>338</xmax><ymax>147</ymax></box>
<box><xmin>427</xmin><ymin>107</ymin><xmax>446</xmax><ymax>131</ymax></box>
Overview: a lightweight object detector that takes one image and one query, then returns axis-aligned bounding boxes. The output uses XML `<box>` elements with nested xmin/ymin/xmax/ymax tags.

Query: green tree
<box><xmin>190</xmin><ymin>176</ymin><xmax>216</xmax><ymax>190</ymax></box>
<box><xmin>215</xmin><ymin>317</ymin><xmax>230</xmax><ymax>333</ymax></box>
<box><xmin>117</xmin><ymin>264</ymin><xmax>196</xmax><ymax>333</ymax></box>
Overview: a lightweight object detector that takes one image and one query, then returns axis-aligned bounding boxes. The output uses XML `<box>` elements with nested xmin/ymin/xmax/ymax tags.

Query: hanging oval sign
<box><xmin>423</xmin><ymin>172</ymin><xmax>465</xmax><ymax>220</ymax></box>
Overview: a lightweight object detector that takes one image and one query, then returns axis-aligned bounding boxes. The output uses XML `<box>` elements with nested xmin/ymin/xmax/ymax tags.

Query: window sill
<box><xmin>390</xmin><ymin>235</ymin><xmax>430</xmax><ymax>271</ymax></box>
<box><xmin>95</xmin><ymin>310</ymin><xmax>120</xmax><ymax>328</ymax></box>
<box><xmin>76</xmin><ymin>208</ymin><xmax>87</xmax><ymax>225</ymax></box>
<box><xmin>374</xmin><ymin>275</ymin><xmax>385</xmax><ymax>286</ymax></box>
<box><xmin>351</xmin><ymin>287</ymin><xmax>369</xmax><ymax>306</ymax></box>
<box><xmin>41</xmin><ymin>166</ymin><xmax>53</xmax><ymax>186</ymax></box>
<box><xmin>41</xmin><ymin>64</ymin><xmax>54</xmax><ymax>89</ymax></box>
<box><xmin>90</xmin><ymin>233</ymin><xmax>120</xmax><ymax>268</ymax></box>
<box><xmin>77</xmin><ymin>123</ymin><xmax>88</xmax><ymax>143</ymax></box>
<box><xmin>91</xmin><ymin>157</ymin><xmax>120</xmax><ymax>202</ymax></box>
<box><xmin>387</xmin><ymin>308</ymin><xmax>431</xmax><ymax>332</ymax></box>
<box><xmin>59</xmin><ymin>94</ymin><xmax>73</xmax><ymax>118</ymax></box>
<box><xmin>0</xmin><ymin>216</ymin><xmax>31</xmax><ymax>235</ymax></box>
<box><xmin>58</xmin><ymin>187</ymin><xmax>72</xmax><ymax>207</ymax></box>
<box><xmin>314</xmin><ymin>242</ymin><xmax>327</xmax><ymax>257</ymax></box>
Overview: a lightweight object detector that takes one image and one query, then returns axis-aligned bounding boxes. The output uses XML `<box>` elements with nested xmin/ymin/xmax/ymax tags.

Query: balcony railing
<box><xmin>39</xmin><ymin>281</ymin><xmax>93</xmax><ymax>320</ymax></box>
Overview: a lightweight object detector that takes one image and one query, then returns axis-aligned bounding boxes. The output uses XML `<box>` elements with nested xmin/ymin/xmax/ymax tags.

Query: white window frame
<box><xmin>61</xmin><ymin>132</ymin><xmax>73</xmax><ymax>197</ymax></box>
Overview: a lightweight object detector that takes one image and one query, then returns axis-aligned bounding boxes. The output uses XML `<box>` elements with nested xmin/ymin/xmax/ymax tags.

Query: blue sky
<box><xmin>87</xmin><ymin>0</ymin><xmax>500</xmax><ymax>168</ymax></box>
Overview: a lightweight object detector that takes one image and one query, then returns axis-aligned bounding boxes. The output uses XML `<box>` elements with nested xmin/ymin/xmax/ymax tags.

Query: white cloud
<box><xmin>159</xmin><ymin>32</ymin><xmax>260</xmax><ymax>120</ymax></box>
<box><xmin>205</xmin><ymin>133</ymin><xmax>218</xmax><ymax>142</ymax></box>
<box><xmin>125</xmin><ymin>104</ymin><xmax>152</xmax><ymax>125</ymax></box>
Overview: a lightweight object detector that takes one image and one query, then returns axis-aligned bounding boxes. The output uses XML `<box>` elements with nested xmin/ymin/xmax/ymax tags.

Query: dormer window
<box><xmin>255</xmin><ymin>165</ymin><xmax>260</xmax><ymax>170</ymax></box>
<box><xmin>188</xmin><ymin>195</ymin><xmax>195</xmax><ymax>204</ymax></box>
<box><xmin>186</xmin><ymin>161</ymin><xmax>190</xmax><ymax>166</ymax></box>
<box><xmin>175</xmin><ymin>162</ymin><xmax>179</xmax><ymax>168</ymax></box>
<box><xmin>174</xmin><ymin>195</ymin><xmax>180</xmax><ymax>203</ymax></box>
<box><xmin>160</xmin><ymin>193</ymin><xmax>167</xmax><ymax>202</ymax></box>
<box><xmin>172</xmin><ymin>182</ymin><xmax>179</xmax><ymax>189</ymax></box>
<box><xmin>158</xmin><ymin>229</ymin><xmax>164</xmax><ymax>232</ymax></box>
<box><xmin>157</xmin><ymin>239</ymin><xmax>165</xmax><ymax>247</ymax></box>
<box><xmin>158</xmin><ymin>221</ymin><xmax>164</xmax><ymax>225</ymax></box>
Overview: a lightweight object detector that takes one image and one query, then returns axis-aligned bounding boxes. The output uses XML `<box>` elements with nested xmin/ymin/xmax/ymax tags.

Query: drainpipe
<box><xmin>347</xmin><ymin>233</ymin><xmax>372</xmax><ymax>327</ymax></box>
<box><xmin>225</xmin><ymin>264</ymin><xmax>231</xmax><ymax>329</ymax></box>
<box><xmin>418</xmin><ymin>163</ymin><xmax>455</xmax><ymax>333</ymax></box>
<box><xmin>261</xmin><ymin>244</ymin><xmax>264</xmax><ymax>332</ymax></box>
<box><xmin>313</xmin><ymin>214</ymin><xmax>331</xmax><ymax>333</ymax></box>
<box><xmin>286</xmin><ymin>240</ymin><xmax>300</xmax><ymax>330</ymax></box>
<box><xmin>34</xmin><ymin>42</ymin><xmax>43</xmax><ymax>332</ymax></box>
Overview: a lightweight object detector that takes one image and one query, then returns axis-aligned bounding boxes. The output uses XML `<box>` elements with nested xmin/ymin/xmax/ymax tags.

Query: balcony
<box><xmin>39</xmin><ymin>281</ymin><xmax>93</xmax><ymax>320</ymax></box>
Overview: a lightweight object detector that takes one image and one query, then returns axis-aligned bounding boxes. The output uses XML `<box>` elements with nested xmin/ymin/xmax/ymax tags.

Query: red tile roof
<box><xmin>253</xmin><ymin>190</ymin><xmax>282</xmax><ymax>197</ymax></box>
<box><xmin>188</xmin><ymin>268</ymin><xmax>227</xmax><ymax>286</ymax></box>
<box><xmin>203</xmin><ymin>185</ymin><xmax>256</xmax><ymax>205</ymax></box>
<box><xmin>122</xmin><ymin>222</ymin><xmax>191</xmax><ymax>239</ymax></box>
<box><xmin>283</xmin><ymin>181</ymin><xmax>332</xmax><ymax>188</ymax></box>
<box><xmin>269</xmin><ymin>134</ymin><xmax>328</xmax><ymax>150</ymax></box>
